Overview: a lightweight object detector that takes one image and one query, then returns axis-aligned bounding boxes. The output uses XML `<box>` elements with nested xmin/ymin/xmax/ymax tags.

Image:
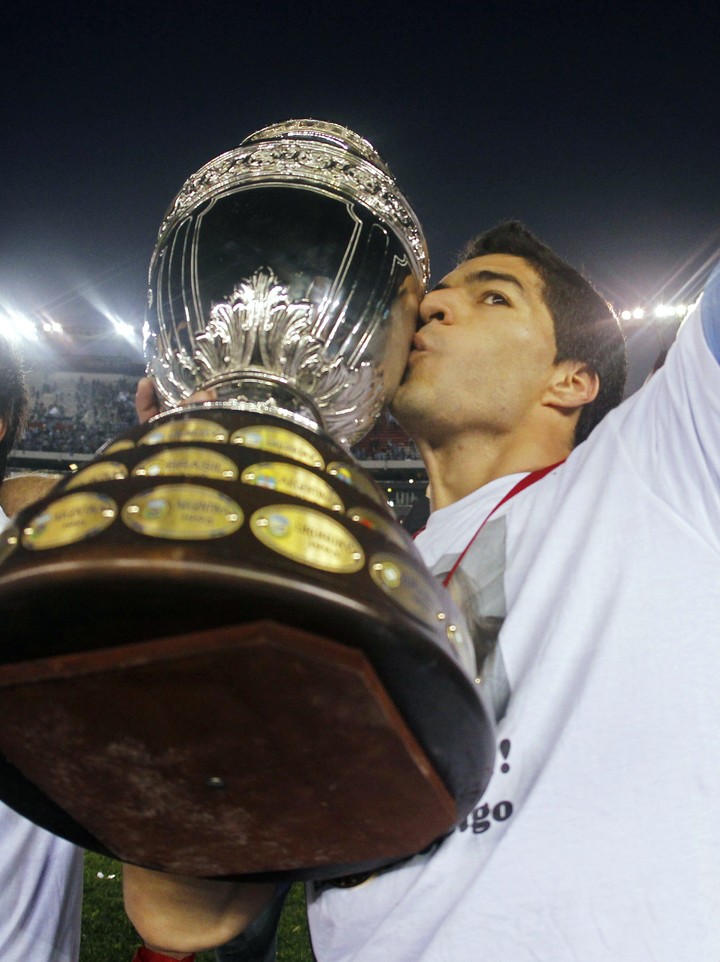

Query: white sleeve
<box><xmin>607</xmin><ymin>264</ymin><xmax>720</xmax><ymax>545</ymax></box>
<box><xmin>701</xmin><ymin>260</ymin><xmax>720</xmax><ymax>361</ymax></box>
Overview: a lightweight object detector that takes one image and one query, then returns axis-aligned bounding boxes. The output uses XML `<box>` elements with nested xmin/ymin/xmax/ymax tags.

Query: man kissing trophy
<box><xmin>0</xmin><ymin>120</ymin><xmax>494</xmax><ymax>882</ymax></box>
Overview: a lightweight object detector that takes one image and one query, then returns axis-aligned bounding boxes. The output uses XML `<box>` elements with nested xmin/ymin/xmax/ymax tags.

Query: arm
<box><xmin>123</xmin><ymin>863</ymin><xmax>277</xmax><ymax>955</ymax></box>
<box><xmin>0</xmin><ymin>472</ymin><xmax>61</xmax><ymax>515</ymax></box>
<box><xmin>700</xmin><ymin>260</ymin><xmax>720</xmax><ymax>362</ymax></box>
<box><xmin>607</xmin><ymin>256</ymin><xmax>720</xmax><ymax>543</ymax></box>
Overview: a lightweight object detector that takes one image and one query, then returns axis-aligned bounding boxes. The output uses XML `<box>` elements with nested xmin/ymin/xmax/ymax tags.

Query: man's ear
<box><xmin>0</xmin><ymin>416</ymin><xmax>6</xmax><ymax>443</ymax></box>
<box><xmin>543</xmin><ymin>361</ymin><xmax>599</xmax><ymax>411</ymax></box>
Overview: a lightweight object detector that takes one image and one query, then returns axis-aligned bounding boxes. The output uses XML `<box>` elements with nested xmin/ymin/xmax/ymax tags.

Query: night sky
<box><xmin>2</xmin><ymin>0</ymin><xmax>719</xmax><ymax>362</ymax></box>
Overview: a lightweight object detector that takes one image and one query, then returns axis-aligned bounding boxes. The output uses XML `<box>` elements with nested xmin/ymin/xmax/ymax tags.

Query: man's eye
<box><xmin>481</xmin><ymin>291</ymin><xmax>509</xmax><ymax>306</ymax></box>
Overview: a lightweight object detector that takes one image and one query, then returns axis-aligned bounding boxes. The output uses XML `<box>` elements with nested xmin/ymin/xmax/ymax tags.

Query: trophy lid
<box><xmin>240</xmin><ymin>119</ymin><xmax>394</xmax><ymax>177</ymax></box>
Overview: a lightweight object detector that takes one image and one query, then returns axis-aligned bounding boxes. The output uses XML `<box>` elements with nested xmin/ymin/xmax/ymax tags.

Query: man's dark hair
<box><xmin>0</xmin><ymin>334</ymin><xmax>29</xmax><ymax>484</ymax></box>
<box><xmin>460</xmin><ymin>221</ymin><xmax>627</xmax><ymax>445</ymax></box>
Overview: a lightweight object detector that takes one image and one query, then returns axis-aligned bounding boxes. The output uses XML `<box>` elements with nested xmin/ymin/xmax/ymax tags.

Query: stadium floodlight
<box><xmin>112</xmin><ymin>318</ymin><xmax>135</xmax><ymax>340</ymax></box>
<box><xmin>83</xmin><ymin>289</ymin><xmax>140</xmax><ymax>345</ymax></box>
<box><xmin>654</xmin><ymin>303</ymin><xmax>691</xmax><ymax>320</ymax></box>
<box><xmin>622</xmin><ymin>303</ymin><xmax>692</xmax><ymax>323</ymax></box>
<box><xmin>0</xmin><ymin>308</ymin><xmax>37</xmax><ymax>342</ymax></box>
<box><xmin>41</xmin><ymin>318</ymin><xmax>64</xmax><ymax>334</ymax></box>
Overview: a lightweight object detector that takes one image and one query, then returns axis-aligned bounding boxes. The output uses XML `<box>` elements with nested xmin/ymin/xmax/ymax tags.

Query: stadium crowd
<box><xmin>21</xmin><ymin>373</ymin><xmax>150</xmax><ymax>454</ymax></box>
<box><xmin>14</xmin><ymin>371</ymin><xmax>420</xmax><ymax>462</ymax></box>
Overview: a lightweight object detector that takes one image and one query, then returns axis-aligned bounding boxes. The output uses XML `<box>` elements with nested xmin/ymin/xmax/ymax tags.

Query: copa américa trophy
<box><xmin>0</xmin><ymin>120</ymin><xmax>495</xmax><ymax>880</ymax></box>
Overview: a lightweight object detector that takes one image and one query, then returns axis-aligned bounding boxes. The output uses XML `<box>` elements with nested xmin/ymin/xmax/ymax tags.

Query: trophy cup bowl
<box><xmin>0</xmin><ymin>121</ymin><xmax>495</xmax><ymax>880</ymax></box>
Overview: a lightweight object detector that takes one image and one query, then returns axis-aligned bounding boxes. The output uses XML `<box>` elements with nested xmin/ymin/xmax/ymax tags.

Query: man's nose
<box><xmin>418</xmin><ymin>289</ymin><xmax>448</xmax><ymax>326</ymax></box>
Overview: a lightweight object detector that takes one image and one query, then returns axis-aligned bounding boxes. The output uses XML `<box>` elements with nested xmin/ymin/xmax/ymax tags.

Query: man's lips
<box><xmin>402</xmin><ymin>334</ymin><xmax>430</xmax><ymax>378</ymax></box>
<box><xmin>400</xmin><ymin>337</ymin><xmax>428</xmax><ymax>382</ymax></box>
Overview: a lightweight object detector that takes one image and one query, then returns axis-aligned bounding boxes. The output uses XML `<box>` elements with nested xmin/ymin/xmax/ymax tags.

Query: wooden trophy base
<box><xmin>0</xmin><ymin>619</ymin><xmax>457</xmax><ymax>880</ymax></box>
<box><xmin>0</xmin><ymin>408</ymin><xmax>496</xmax><ymax>879</ymax></box>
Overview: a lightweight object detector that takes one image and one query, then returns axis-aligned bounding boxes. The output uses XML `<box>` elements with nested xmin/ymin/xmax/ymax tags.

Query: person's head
<box><xmin>458</xmin><ymin>221</ymin><xmax>627</xmax><ymax>446</ymax></box>
<box><xmin>392</xmin><ymin>221</ymin><xmax>626</xmax><ymax>454</ymax></box>
<box><xmin>0</xmin><ymin>334</ymin><xmax>29</xmax><ymax>484</ymax></box>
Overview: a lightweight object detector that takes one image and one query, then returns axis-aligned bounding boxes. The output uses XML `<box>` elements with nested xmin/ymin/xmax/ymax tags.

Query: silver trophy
<box><xmin>145</xmin><ymin>118</ymin><xmax>429</xmax><ymax>444</ymax></box>
<box><xmin>0</xmin><ymin>120</ymin><xmax>495</xmax><ymax>880</ymax></box>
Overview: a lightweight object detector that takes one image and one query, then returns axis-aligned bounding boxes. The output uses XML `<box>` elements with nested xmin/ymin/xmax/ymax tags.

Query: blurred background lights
<box><xmin>621</xmin><ymin>302</ymin><xmax>692</xmax><ymax>323</ymax></box>
<box><xmin>41</xmin><ymin>318</ymin><xmax>64</xmax><ymax>334</ymax></box>
<box><xmin>653</xmin><ymin>303</ymin><xmax>689</xmax><ymax>318</ymax></box>
<box><xmin>0</xmin><ymin>308</ymin><xmax>38</xmax><ymax>342</ymax></box>
<box><xmin>111</xmin><ymin>318</ymin><xmax>136</xmax><ymax>340</ymax></box>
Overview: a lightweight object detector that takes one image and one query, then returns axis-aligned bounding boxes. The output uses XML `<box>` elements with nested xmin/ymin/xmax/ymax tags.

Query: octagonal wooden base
<box><xmin>0</xmin><ymin>620</ymin><xmax>457</xmax><ymax>879</ymax></box>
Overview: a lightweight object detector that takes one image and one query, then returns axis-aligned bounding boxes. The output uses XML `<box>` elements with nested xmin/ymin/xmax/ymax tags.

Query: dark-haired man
<box><xmin>125</xmin><ymin>222</ymin><xmax>720</xmax><ymax>962</ymax></box>
<box><xmin>0</xmin><ymin>333</ymin><xmax>83</xmax><ymax>962</ymax></box>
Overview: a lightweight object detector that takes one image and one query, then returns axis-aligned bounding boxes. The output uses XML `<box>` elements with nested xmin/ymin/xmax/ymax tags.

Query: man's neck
<box><xmin>417</xmin><ymin>431</ymin><xmax>571</xmax><ymax>511</ymax></box>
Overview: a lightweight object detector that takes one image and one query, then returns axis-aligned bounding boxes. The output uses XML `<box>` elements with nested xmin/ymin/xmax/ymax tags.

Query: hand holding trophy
<box><xmin>0</xmin><ymin>121</ymin><xmax>495</xmax><ymax>880</ymax></box>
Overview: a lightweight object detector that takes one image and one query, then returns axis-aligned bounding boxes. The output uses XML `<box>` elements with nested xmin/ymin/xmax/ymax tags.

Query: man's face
<box><xmin>391</xmin><ymin>253</ymin><xmax>559</xmax><ymax>445</ymax></box>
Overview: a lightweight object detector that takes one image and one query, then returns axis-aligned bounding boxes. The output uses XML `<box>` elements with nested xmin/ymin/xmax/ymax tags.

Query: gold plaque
<box><xmin>122</xmin><ymin>484</ymin><xmax>243</xmax><ymax>540</ymax></box>
<box><xmin>0</xmin><ymin>527</ymin><xmax>19</xmax><ymax>566</ymax></box>
<box><xmin>102</xmin><ymin>438</ymin><xmax>135</xmax><ymax>455</ymax></box>
<box><xmin>139</xmin><ymin>419</ymin><xmax>229</xmax><ymax>445</ymax></box>
<box><xmin>327</xmin><ymin>462</ymin><xmax>386</xmax><ymax>507</ymax></box>
<box><xmin>66</xmin><ymin>462</ymin><xmax>129</xmax><ymax>489</ymax></box>
<box><xmin>347</xmin><ymin>506</ymin><xmax>416</xmax><ymax>551</ymax></box>
<box><xmin>230</xmin><ymin>425</ymin><xmax>324</xmax><ymax>468</ymax></box>
<box><xmin>251</xmin><ymin>505</ymin><xmax>364</xmax><ymax>573</ymax></box>
<box><xmin>242</xmin><ymin>462</ymin><xmax>343</xmax><ymax>511</ymax></box>
<box><xmin>22</xmin><ymin>493</ymin><xmax>118</xmax><ymax>551</ymax></box>
<box><xmin>134</xmin><ymin>448</ymin><xmax>239</xmax><ymax>481</ymax></box>
<box><xmin>369</xmin><ymin>553</ymin><xmax>436</xmax><ymax>623</ymax></box>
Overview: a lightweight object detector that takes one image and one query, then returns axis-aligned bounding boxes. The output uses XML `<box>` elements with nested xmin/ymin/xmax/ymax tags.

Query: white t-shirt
<box><xmin>0</xmin><ymin>506</ymin><xmax>83</xmax><ymax>962</ymax></box>
<box><xmin>307</xmin><ymin>270</ymin><xmax>720</xmax><ymax>961</ymax></box>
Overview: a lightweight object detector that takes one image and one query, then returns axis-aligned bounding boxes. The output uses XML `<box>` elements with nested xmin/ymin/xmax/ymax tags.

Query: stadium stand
<box><xmin>9</xmin><ymin>369</ymin><xmax>429</xmax><ymax>523</ymax></box>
